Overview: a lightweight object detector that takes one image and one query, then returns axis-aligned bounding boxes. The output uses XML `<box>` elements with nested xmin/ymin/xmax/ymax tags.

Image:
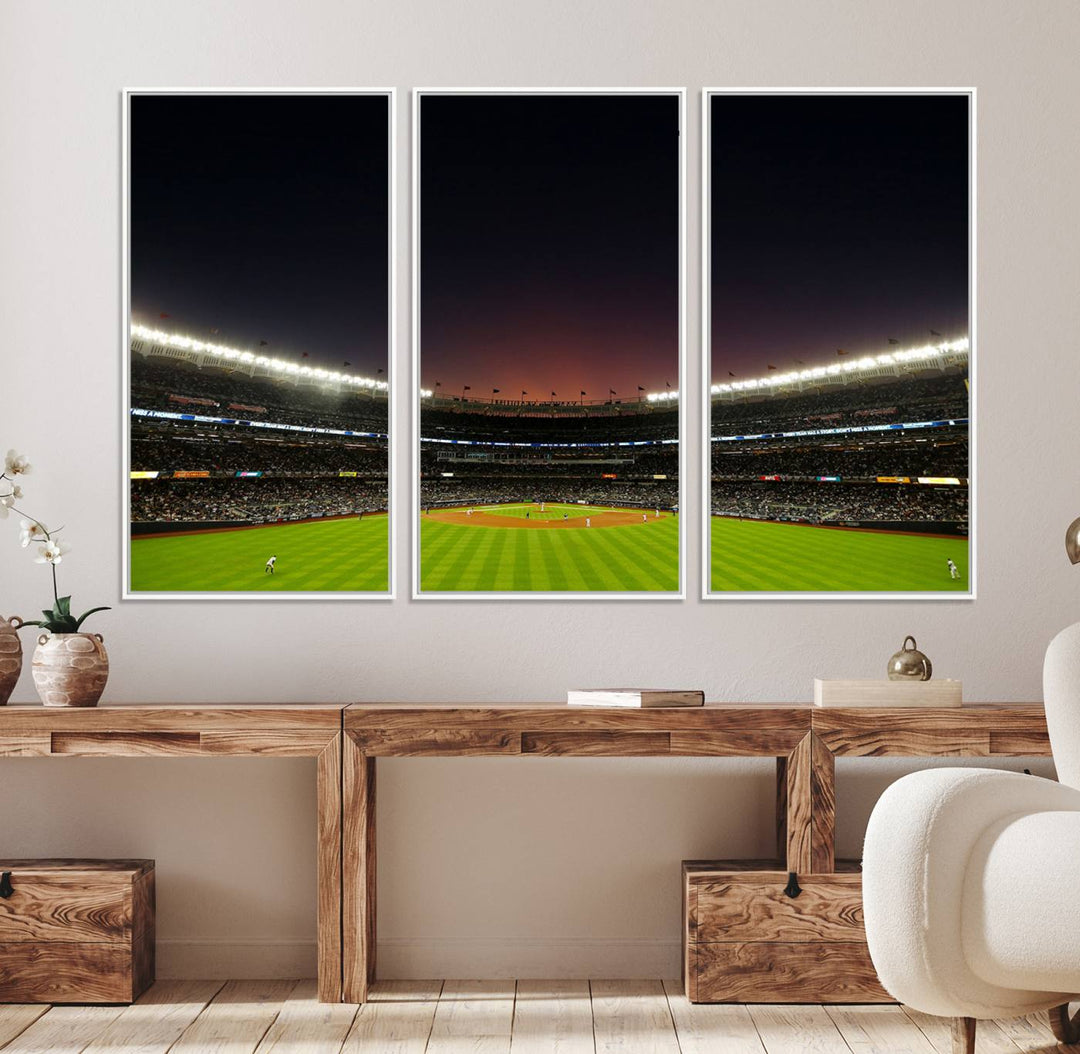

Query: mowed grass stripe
<box><xmin>588</xmin><ymin>521</ymin><xmax>675</xmax><ymax>591</ymax></box>
<box><xmin>130</xmin><ymin>517</ymin><xmax>389</xmax><ymax>592</ymax></box>
<box><xmin>418</xmin><ymin>513</ymin><xmax>680</xmax><ymax>592</ymax></box>
<box><xmin>710</xmin><ymin>518</ymin><xmax>969</xmax><ymax>592</ymax></box>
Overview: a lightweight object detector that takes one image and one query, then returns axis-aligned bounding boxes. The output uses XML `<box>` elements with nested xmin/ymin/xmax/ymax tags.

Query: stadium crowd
<box><xmin>131</xmin><ymin>356</ymin><xmax>388</xmax><ymax>433</ymax></box>
<box><xmin>132</xmin><ymin>426</ymin><xmax>387</xmax><ymax>475</ymax></box>
<box><xmin>711</xmin><ymin>374</ymin><xmax>968</xmax><ymax>436</ymax></box>
<box><xmin>131</xmin><ymin>478</ymin><xmax>387</xmax><ymax>523</ymax></box>
<box><xmin>711</xmin><ymin>435</ymin><xmax>968</xmax><ymax>479</ymax></box>
<box><xmin>710</xmin><ymin>481</ymin><xmax>968</xmax><ymax>524</ymax></box>
<box><xmin>420</xmin><ymin>478</ymin><xmax>678</xmax><ymax>509</ymax></box>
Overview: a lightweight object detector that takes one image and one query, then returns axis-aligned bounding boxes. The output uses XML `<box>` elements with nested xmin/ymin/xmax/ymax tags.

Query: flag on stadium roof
<box><xmin>887</xmin><ymin>337</ymin><xmax>900</xmax><ymax>345</ymax></box>
<box><xmin>837</xmin><ymin>349</ymin><xmax>847</xmax><ymax>356</ymax></box>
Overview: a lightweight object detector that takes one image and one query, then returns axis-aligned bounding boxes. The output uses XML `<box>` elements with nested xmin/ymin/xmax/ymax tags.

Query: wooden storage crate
<box><xmin>683</xmin><ymin>859</ymin><xmax>891</xmax><ymax>1004</ymax></box>
<box><xmin>0</xmin><ymin>859</ymin><xmax>154</xmax><ymax>1003</ymax></box>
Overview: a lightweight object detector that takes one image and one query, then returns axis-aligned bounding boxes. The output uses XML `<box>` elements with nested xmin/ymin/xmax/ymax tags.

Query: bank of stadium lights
<box><xmin>706</xmin><ymin>337</ymin><xmax>970</xmax><ymax>396</ymax></box>
<box><xmin>130</xmin><ymin>323</ymin><xmax>390</xmax><ymax>392</ymax></box>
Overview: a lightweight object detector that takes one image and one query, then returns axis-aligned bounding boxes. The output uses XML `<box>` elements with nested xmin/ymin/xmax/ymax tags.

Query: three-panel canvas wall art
<box><xmin>123</xmin><ymin>88</ymin><xmax>972</xmax><ymax>601</ymax></box>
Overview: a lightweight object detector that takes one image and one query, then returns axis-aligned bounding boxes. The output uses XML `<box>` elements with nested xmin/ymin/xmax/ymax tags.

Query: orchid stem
<box><xmin>51</xmin><ymin>563</ymin><xmax>58</xmax><ymax>605</ymax></box>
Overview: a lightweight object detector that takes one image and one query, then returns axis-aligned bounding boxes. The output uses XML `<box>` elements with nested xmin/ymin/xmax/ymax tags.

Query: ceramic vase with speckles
<box><xmin>0</xmin><ymin>616</ymin><xmax>23</xmax><ymax>704</ymax></box>
<box><xmin>32</xmin><ymin>631</ymin><xmax>109</xmax><ymax>707</ymax></box>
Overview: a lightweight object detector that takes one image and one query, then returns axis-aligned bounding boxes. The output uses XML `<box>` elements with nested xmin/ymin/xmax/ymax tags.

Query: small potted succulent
<box><xmin>1</xmin><ymin>449</ymin><xmax>111</xmax><ymax>707</ymax></box>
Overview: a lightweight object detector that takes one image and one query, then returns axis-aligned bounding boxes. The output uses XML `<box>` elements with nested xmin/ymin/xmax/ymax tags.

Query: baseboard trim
<box><xmin>157</xmin><ymin>936</ymin><xmax>681</xmax><ymax>980</ymax></box>
<box><xmin>376</xmin><ymin>937</ymin><xmax>682</xmax><ymax>979</ymax></box>
<box><xmin>157</xmin><ymin>938</ymin><xmax>317</xmax><ymax>979</ymax></box>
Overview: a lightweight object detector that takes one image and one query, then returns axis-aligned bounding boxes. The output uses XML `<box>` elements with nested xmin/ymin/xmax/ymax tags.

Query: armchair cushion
<box><xmin>863</xmin><ymin>767</ymin><xmax>1080</xmax><ymax>1019</ymax></box>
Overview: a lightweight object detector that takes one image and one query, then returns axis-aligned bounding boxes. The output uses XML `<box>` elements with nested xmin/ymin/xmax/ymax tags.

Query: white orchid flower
<box><xmin>4</xmin><ymin>450</ymin><xmax>31</xmax><ymax>476</ymax></box>
<box><xmin>19</xmin><ymin>519</ymin><xmax>47</xmax><ymax>547</ymax></box>
<box><xmin>35</xmin><ymin>539</ymin><xmax>70</xmax><ymax>565</ymax></box>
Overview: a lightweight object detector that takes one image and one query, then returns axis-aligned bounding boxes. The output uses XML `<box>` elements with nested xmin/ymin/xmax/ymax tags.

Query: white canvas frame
<box><xmin>701</xmin><ymin>87</ymin><xmax>976</xmax><ymax>601</ymax></box>
<box><xmin>411</xmin><ymin>87</ymin><xmax>687</xmax><ymax>601</ymax></box>
<box><xmin>121</xmin><ymin>87</ymin><xmax>397</xmax><ymax>600</ymax></box>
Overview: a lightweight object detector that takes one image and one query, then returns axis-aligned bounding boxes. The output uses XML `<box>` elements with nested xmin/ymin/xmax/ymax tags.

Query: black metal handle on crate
<box><xmin>0</xmin><ymin>872</ymin><xmax>12</xmax><ymax>899</ymax></box>
<box><xmin>783</xmin><ymin>871</ymin><xmax>802</xmax><ymax>898</ymax></box>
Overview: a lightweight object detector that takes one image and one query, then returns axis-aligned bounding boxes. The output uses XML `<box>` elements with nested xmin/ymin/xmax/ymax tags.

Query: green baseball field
<box><xmin>710</xmin><ymin>516</ymin><xmax>969</xmax><ymax>593</ymax></box>
<box><xmin>129</xmin><ymin>515</ymin><xmax>389</xmax><ymax>593</ymax></box>
<box><xmin>420</xmin><ymin>502</ymin><xmax>679</xmax><ymax>592</ymax></box>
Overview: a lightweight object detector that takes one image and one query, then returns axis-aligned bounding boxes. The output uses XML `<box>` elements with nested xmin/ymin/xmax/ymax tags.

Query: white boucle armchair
<box><xmin>862</xmin><ymin>623</ymin><xmax>1080</xmax><ymax>1054</ymax></box>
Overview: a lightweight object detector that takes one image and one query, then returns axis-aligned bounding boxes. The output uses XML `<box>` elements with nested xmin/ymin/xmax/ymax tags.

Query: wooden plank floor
<box><xmin>0</xmin><ymin>980</ymin><xmax>1067</xmax><ymax>1053</ymax></box>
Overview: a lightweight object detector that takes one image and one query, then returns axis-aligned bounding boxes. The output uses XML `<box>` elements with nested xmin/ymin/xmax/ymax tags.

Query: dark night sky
<box><xmin>130</xmin><ymin>93</ymin><xmax>389</xmax><ymax>374</ymax></box>
<box><xmin>711</xmin><ymin>93</ymin><xmax>970</xmax><ymax>379</ymax></box>
<box><xmin>420</xmin><ymin>93</ymin><xmax>680</xmax><ymax>398</ymax></box>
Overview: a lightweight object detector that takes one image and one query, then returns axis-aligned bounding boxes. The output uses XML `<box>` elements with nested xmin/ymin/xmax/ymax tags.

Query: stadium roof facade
<box><xmin>707</xmin><ymin>338</ymin><xmax>969</xmax><ymax>403</ymax></box>
<box><xmin>130</xmin><ymin>323</ymin><xmax>401</xmax><ymax>396</ymax></box>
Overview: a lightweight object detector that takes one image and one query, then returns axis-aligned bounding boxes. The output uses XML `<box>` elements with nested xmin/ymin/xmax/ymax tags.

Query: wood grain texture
<box><xmin>692</xmin><ymin>942</ymin><xmax>889</xmax><ymax>1003</ymax></box>
<box><xmin>345</xmin><ymin>703</ymin><xmax>811</xmax><ymax>735</ymax></box>
<box><xmin>510</xmin><ymin>980</ymin><xmax>593</xmax><ymax>1054</ymax></box>
<box><xmin>49</xmin><ymin>732</ymin><xmax>202</xmax><ymax>756</ymax></box>
<box><xmin>662</xmin><ymin>979</ymin><xmax>766</xmax><ymax>1054</ymax></box>
<box><xmin>0</xmin><ymin>1004</ymin><xmax>126</xmax><ymax>1054</ymax></box>
<box><xmin>813</xmin><ymin>705</ymin><xmax>1048</xmax><ymax>758</ymax></box>
<box><xmin>950</xmin><ymin>1017</ymin><xmax>976</xmax><ymax>1054</ymax></box>
<box><xmin>341</xmin><ymin>980</ymin><xmax>441</xmax><ymax>1054</ymax></box>
<box><xmin>590</xmin><ymin>979</ymin><xmax>680</xmax><ymax>1054</ymax></box>
<box><xmin>809</xmin><ymin>733</ymin><xmax>835</xmax><ymax>873</ymax></box>
<box><xmin>317</xmin><ymin>735</ymin><xmax>343</xmax><ymax>1004</ymax></box>
<box><xmin>0</xmin><ymin>736</ymin><xmax>49</xmax><ymax>757</ymax></box>
<box><xmin>351</xmin><ymin>729</ymin><xmax>521</xmax><ymax>756</ymax></box>
<box><xmin>0</xmin><ymin>704</ymin><xmax>345</xmax><ymax>734</ymax></box>
<box><xmin>252</xmin><ymin>978</ymin><xmax>358</xmax><ymax>1052</ymax></box>
<box><xmin>748</xmin><ymin>1004</ymin><xmax>851</xmax><ymax>1054</ymax></box>
<box><xmin>0</xmin><ymin>943</ymin><xmax>138</xmax><ymax>1004</ymax></box>
<box><xmin>0</xmin><ymin>873</ymin><xmax>134</xmax><ymax>943</ymax></box>
<box><xmin>686</xmin><ymin>869</ymin><xmax>865</xmax><ymax>943</ymax></box>
<box><xmin>670</xmin><ymin>729</ymin><xmax>806</xmax><ymax>756</ymax></box>
<box><xmin>0</xmin><ymin>860</ymin><xmax>153</xmax><ymax>1005</ymax></box>
<box><xmin>825</xmin><ymin>1004</ymin><xmax>938</xmax><ymax>1053</ymax></box>
<box><xmin>81</xmin><ymin>979</ymin><xmax>225</xmax><ymax>1054</ymax></box>
<box><xmin>900</xmin><ymin>1006</ymin><xmax>1023</xmax><ymax>1054</ymax></box>
<box><xmin>782</xmin><ymin>735</ymin><xmax>813</xmax><ymax>873</ymax></box>
<box><xmin>342</xmin><ymin>735</ymin><xmax>376</xmax><ymax>1004</ymax></box>
<box><xmin>201</xmin><ymin>731</ymin><xmax>338</xmax><ymax>756</ymax></box>
<box><xmin>169</xmin><ymin>979</ymin><xmax>297</xmax><ymax>1054</ymax></box>
<box><xmin>521</xmin><ymin>731</ymin><xmax>670</xmax><ymax>756</ymax></box>
<box><xmin>428</xmin><ymin>980</ymin><xmax>515</xmax><ymax>1054</ymax></box>
<box><xmin>0</xmin><ymin>1005</ymin><xmax>49</xmax><ymax>1048</ymax></box>
<box><xmin>1049</xmin><ymin>1002</ymin><xmax>1080</xmax><ymax>1043</ymax></box>
<box><xmin>132</xmin><ymin>869</ymin><xmax>155</xmax><ymax>1000</ymax></box>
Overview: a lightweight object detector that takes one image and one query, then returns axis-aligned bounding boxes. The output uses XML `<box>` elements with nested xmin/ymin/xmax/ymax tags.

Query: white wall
<box><xmin>1</xmin><ymin>0</ymin><xmax>1077</xmax><ymax>979</ymax></box>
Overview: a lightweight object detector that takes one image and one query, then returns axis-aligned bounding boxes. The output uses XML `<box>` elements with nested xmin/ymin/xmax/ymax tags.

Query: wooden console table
<box><xmin>0</xmin><ymin>704</ymin><xmax>346</xmax><ymax>1003</ymax></box>
<box><xmin>341</xmin><ymin>702</ymin><xmax>1050</xmax><ymax>1003</ymax></box>
<box><xmin>0</xmin><ymin>701</ymin><xmax>1053</xmax><ymax>1005</ymax></box>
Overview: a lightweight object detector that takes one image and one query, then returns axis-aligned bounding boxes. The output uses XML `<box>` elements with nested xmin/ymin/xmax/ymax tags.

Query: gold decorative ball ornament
<box><xmin>1066</xmin><ymin>516</ymin><xmax>1080</xmax><ymax>565</ymax></box>
<box><xmin>888</xmin><ymin>636</ymin><xmax>933</xmax><ymax>681</ymax></box>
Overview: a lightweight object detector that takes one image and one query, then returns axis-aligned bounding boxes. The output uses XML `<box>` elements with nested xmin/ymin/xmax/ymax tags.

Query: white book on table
<box><xmin>566</xmin><ymin>689</ymin><xmax>705</xmax><ymax>708</ymax></box>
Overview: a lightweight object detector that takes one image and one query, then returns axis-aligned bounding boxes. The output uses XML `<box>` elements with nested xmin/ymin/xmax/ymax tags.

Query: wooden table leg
<box><xmin>343</xmin><ymin>732</ymin><xmax>376</xmax><ymax>1003</ymax></box>
<box><xmin>317</xmin><ymin>733</ymin><xmax>343</xmax><ymax>1002</ymax></box>
<box><xmin>778</xmin><ymin>733</ymin><xmax>835</xmax><ymax>874</ymax></box>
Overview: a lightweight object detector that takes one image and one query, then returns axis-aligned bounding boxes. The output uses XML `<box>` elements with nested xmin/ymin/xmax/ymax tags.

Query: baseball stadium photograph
<box><xmin>125</xmin><ymin>92</ymin><xmax>392</xmax><ymax>596</ymax></box>
<box><xmin>706</xmin><ymin>91</ymin><xmax>972</xmax><ymax>597</ymax></box>
<box><xmin>415</xmin><ymin>91</ymin><xmax>683</xmax><ymax>596</ymax></box>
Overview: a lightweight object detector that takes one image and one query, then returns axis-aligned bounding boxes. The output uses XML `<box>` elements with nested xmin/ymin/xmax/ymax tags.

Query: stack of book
<box><xmin>566</xmin><ymin>689</ymin><xmax>705</xmax><ymax>708</ymax></box>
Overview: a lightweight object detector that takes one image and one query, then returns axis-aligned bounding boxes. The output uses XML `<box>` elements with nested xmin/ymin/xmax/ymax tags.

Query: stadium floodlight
<box><xmin>130</xmin><ymin>322</ymin><xmax>390</xmax><ymax>393</ymax></box>
<box><xmin>708</xmin><ymin>336</ymin><xmax>969</xmax><ymax>396</ymax></box>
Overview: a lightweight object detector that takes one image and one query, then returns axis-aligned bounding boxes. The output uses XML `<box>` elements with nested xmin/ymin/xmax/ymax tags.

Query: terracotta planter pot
<box><xmin>32</xmin><ymin>632</ymin><xmax>109</xmax><ymax>708</ymax></box>
<box><xmin>0</xmin><ymin>616</ymin><xmax>23</xmax><ymax>705</ymax></box>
